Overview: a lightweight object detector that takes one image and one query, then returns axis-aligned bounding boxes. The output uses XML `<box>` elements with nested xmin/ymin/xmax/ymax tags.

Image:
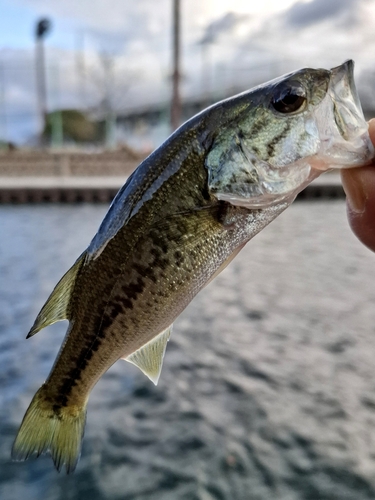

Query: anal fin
<box><xmin>124</xmin><ymin>325</ymin><xmax>172</xmax><ymax>385</ymax></box>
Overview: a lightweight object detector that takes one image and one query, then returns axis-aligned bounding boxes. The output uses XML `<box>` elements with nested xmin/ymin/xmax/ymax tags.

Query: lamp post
<box><xmin>170</xmin><ymin>0</ymin><xmax>181</xmax><ymax>131</ymax></box>
<box><xmin>35</xmin><ymin>18</ymin><xmax>51</xmax><ymax>145</ymax></box>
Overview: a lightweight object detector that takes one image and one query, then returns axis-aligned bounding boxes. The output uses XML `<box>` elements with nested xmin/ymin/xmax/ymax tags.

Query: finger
<box><xmin>341</xmin><ymin>119</ymin><xmax>375</xmax><ymax>252</ymax></box>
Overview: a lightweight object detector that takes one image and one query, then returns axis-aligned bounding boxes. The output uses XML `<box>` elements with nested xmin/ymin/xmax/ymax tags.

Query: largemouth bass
<box><xmin>12</xmin><ymin>60</ymin><xmax>374</xmax><ymax>473</ymax></box>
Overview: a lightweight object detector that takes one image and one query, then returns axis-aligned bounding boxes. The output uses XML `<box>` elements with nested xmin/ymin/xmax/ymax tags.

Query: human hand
<box><xmin>341</xmin><ymin>119</ymin><xmax>375</xmax><ymax>252</ymax></box>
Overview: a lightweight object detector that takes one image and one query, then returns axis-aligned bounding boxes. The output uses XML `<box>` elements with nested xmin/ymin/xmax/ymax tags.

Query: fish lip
<box><xmin>329</xmin><ymin>59</ymin><xmax>361</xmax><ymax>111</ymax></box>
<box><xmin>314</xmin><ymin>59</ymin><xmax>375</xmax><ymax>169</ymax></box>
<box><xmin>328</xmin><ymin>59</ymin><xmax>363</xmax><ymax>138</ymax></box>
<box><xmin>330</xmin><ymin>60</ymin><xmax>355</xmax><ymax>90</ymax></box>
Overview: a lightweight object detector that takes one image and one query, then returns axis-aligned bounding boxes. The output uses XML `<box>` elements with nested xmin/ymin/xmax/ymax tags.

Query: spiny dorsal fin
<box><xmin>27</xmin><ymin>253</ymin><xmax>86</xmax><ymax>338</ymax></box>
<box><xmin>124</xmin><ymin>325</ymin><xmax>172</xmax><ymax>385</ymax></box>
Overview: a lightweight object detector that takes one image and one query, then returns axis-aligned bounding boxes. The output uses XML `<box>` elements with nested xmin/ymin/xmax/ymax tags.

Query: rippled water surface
<box><xmin>1</xmin><ymin>201</ymin><xmax>375</xmax><ymax>500</ymax></box>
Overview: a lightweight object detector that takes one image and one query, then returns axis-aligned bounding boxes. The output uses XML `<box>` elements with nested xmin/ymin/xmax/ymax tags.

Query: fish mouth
<box><xmin>312</xmin><ymin>59</ymin><xmax>374</xmax><ymax>169</ymax></box>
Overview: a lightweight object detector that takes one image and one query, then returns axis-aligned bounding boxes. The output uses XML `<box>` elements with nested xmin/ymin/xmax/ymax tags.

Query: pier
<box><xmin>0</xmin><ymin>151</ymin><xmax>345</xmax><ymax>204</ymax></box>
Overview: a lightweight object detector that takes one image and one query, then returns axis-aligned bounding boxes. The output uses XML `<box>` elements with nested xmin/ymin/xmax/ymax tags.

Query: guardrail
<box><xmin>0</xmin><ymin>150</ymin><xmax>143</xmax><ymax>177</ymax></box>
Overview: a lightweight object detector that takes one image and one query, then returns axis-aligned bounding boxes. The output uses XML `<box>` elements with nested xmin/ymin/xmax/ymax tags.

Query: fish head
<box><xmin>206</xmin><ymin>60</ymin><xmax>374</xmax><ymax>208</ymax></box>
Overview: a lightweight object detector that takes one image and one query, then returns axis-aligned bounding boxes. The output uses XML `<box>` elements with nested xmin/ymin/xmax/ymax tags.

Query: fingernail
<box><xmin>341</xmin><ymin>170</ymin><xmax>367</xmax><ymax>214</ymax></box>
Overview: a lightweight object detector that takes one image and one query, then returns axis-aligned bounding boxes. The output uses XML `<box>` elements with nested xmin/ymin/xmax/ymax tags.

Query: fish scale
<box><xmin>44</xmin><ymin>135</ymin><xmax>218</xmax><ymax>406</ymax></box>
<box><xmin>12</xmin><ymin>60</ymin><xmax>374</xmax><ymax>473</ymax></box>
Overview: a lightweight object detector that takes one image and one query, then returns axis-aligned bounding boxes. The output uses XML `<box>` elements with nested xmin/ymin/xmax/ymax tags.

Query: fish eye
<box><xmin>271</xmin><ymin>81</ymin><xmax>307</xmax><ymax>114</ymax></box>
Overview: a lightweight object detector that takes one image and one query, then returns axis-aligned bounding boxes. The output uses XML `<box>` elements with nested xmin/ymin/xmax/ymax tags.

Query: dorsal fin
<box><xmin>124</xmin><ymin>325</ymin><xmax>172</xmax><ymax>385</ymax></box>
<box><xmin>27</xmin><ymin>252</ymin><xmax>86</xmax><ymax>338</ymax></box>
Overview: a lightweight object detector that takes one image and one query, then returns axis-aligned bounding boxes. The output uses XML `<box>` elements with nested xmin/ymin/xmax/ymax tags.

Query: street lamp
<box><xmin>35</xmin><ymin>17</ymin><xmax>52</xmax><ymax>145</ymax></box>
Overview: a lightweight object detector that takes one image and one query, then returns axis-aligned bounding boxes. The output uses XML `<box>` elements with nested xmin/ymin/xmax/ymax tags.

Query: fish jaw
<box><xmin>311</xmin><ymin>60</ymin><xmax>374</xmax><ymax>170</ymax></box>
<box><xmin>206</xmin><ymin>60</ymin><xmax>374</xmax><ymax>209</ymax></box>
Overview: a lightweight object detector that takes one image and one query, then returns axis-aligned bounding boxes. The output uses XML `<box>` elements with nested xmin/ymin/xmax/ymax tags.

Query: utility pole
<box><xmin>200</xmin><ymin>41</ymin><xmax>211</xmax><ymax>109</ymax></box>
<box><xmin>171</xmin><ymin>0</ymin><xmax>181</xmax><ymax>131</ymax></box>
<box><xmin>35</xmin><ymin>18</ymin><xmax>51</xmax><ymax>145</ymax></box>
<box><xmin>50</xmin><ymin>63</ymin><xmax>63</xmax><ymax>148</ymax></box>
<box><xmin>100</xmin><ymin>53</ymin><xmax>116</xmax><ymax>149</ymax></box>
<box><xmin>0</xmin><ymin>62</ymin><xmax>7</xmax><ymax>147</ymax></box>
<box><xmin>75</xmin><ymin>30</ymin><xmax>86</xmax><ymax>109</ymax></box>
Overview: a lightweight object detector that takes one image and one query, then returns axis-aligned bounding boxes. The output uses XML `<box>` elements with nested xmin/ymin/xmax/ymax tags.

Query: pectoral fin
<box><xmin>27</xmin><ymin>252</ymin><xmax>86</xmax><ymax>338</ymax></box>
<box><xmin>124</xmin><ymin>325</ymin><xmax>172</xmax><ymax>385</ymax></box>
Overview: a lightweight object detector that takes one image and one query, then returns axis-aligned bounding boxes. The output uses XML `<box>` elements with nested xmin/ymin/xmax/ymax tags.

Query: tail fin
<box><xmin>11</xmin><ymin>386</ymin><xmax>87</xmax><ymax>473</ymax></box>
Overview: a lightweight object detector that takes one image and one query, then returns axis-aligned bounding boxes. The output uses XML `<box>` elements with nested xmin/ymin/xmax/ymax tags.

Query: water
<box><xmin>1</xmin><ymin>201</ymin><xmax>375</xmax><ymax>500</ymax></box>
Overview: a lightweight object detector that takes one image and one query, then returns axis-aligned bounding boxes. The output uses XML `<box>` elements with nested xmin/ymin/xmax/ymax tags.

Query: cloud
<box><xmin>198</xmin><ymin>12</ymin><xmax>246</xmax><ymax>45</ymax></box>
<box><xmin>284</xmin><ymin>0</ymin><xmax>362</xmax><ymax>28</ymax></box>
<box><xmin>18</xmin><ymin>0</ymin><xmax>166</xmax><ymax>33</ymax></box>
<box><xmin>3</xmin><ymin>0</ymin><xmax>375</xmax><ymax>143</ymax></box>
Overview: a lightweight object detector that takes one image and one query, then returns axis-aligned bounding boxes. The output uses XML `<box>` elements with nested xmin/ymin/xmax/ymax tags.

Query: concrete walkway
<box><xmin>0</xmin><ymin>172</ymin><xmax>344</xmax><ymax>204</ymax></box>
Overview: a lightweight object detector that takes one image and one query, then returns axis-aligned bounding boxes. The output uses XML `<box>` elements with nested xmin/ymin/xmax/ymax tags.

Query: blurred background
<box><xmin>1</xmin><ymin>0</ymin><xmax>375</xmax><ymax>151</ymax></box>
<box><xmin>1</xmin><ymin>1</ymin><xmax>375</xmax><ymax>499</ymax></box>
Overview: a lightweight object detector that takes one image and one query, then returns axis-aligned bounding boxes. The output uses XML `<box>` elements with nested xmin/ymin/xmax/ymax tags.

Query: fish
<box><xmin>12</xmin><ymin>60</ymin><xmax>374</xmax><ymax>473</ymax></box>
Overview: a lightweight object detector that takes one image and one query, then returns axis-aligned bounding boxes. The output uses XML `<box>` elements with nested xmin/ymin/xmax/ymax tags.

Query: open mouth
<box><xmin>313</xmin><ymin>60</ymin><xmax>374</xmax><ymax>167</ymax></box>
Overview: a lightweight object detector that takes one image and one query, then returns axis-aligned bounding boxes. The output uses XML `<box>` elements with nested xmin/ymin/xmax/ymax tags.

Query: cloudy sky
<box><xmin>1</xmin><ymin>0</ymin><xmax>375</xmax><ymax>143</ymax></box>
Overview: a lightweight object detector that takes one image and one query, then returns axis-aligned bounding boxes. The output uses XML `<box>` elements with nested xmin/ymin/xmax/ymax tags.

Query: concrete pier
<box><xmin>0</xmin><ymin>173</ymin><xmax>345</xmax><ymax>204</ymax></box>
<box><xmin>0</xmin><ymin>149</ymin><xmax>140</xmax><ymax>203</ymax></box>
<box><xmin>0</xmin><ymin>177</ymin><xmax>124</xmax><ymax>203</ymax></box>
<box><xmin>0</xmin><ymin>149</ymin><xmax>347</xmax><ymax>204</ymax></box>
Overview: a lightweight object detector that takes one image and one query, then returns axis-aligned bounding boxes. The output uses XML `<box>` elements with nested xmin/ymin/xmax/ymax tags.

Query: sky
<box><xmin>1</xmin><ymin>0</ymin><xmax>375</xmax><ymax>144</ymax></box>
